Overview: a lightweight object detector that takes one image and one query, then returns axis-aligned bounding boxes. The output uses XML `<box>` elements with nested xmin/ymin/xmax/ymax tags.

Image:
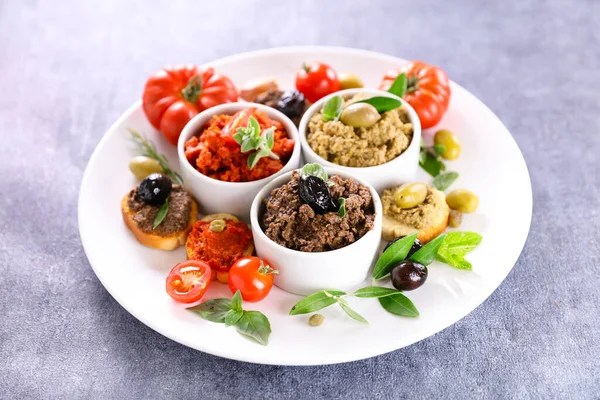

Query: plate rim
<box><xmin>78</xmin><ymin>45</ymin><xmax>533</xmax><ymax>365</ymax></box>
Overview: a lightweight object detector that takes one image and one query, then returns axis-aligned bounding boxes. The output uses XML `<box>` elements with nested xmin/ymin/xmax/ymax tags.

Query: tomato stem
<box><xmin>181</xmin><ymin>75</ymin><xmax>203</xmax><ymax>103</ymax></box>
<box><xmin>406</xmin><ymin>75</ymin><xmax>420</xmax><ymax>94</ymax></box>
<box><xmin>302</xmin><ymin>62</ymin><xmax>310</xmax><ymax>73</ymax></box>
<box><xmin>258</xmin><ymin>261</ymin><xmax>278</xmax><ymax>275</ymax></box>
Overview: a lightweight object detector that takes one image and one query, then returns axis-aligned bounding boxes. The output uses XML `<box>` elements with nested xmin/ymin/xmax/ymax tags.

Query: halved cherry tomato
<box><xmin>295</xmin><ymin>62</ymin><xmax>340</xmax><ymax>104</ymax></box>
<box><xmin>142</xmin><ymin>65</ymin><xmax>238</xmax><ymax>145</ymax></box>
<box><xmin>379</xmin><ymin>61</ymin><xmax>451</xmax><ymax>129</ymax></box>
<box><xmin>221</xmin><ymin>108</ymin><xmax>253</xmax><ymax>146</ymax></box>
<box><xmin>165</xmin><ymin>260</ymin><xmax>212</xmax><ymax>303</ymax></box>
<box><xmin>228</xmin><ymin>257</ymin><xmax>278</xmax><ymax>302</ymax></box>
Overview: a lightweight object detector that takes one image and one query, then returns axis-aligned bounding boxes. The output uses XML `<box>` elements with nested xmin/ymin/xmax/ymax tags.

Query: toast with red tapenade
<box><xmin>121</xmin><ymin>181</ymin><xmax>198</xmax><ymax>250</ymax></box>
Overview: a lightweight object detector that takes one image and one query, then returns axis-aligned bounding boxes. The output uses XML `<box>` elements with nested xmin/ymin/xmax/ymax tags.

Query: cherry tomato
<box><xmin>143</xmin><ymin>65</ymin><xmax>238</xmax><ymax>145</ymax></box>
<box><xmin>379</xmin><ymin>61</ymin><xmax>451</xmax><ymax>129</ymax></box>
<box><xmin>228</xmin><ymin>257</ymin><xmax>278</xmax><ymax>302</ymax></box>
<box><xmin>165</xmin><ymin>260</ymin><xmax>212</xmax><ymax>303</ymax></box>
<box><xmin>295</xmin><ymin>62</ymin><xmax>340</xmax><ymax>103</ymax></box>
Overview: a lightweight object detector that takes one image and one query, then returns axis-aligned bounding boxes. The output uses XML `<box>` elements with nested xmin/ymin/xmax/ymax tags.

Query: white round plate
<box><xmin>79</xmin><ymin>46</ymin><xmax>532</xmax><ymax>365</ymax></box>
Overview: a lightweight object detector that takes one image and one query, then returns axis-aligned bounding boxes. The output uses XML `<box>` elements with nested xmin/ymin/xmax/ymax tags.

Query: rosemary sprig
<box><xmin>128</xmin><ymin>128</ymin><xmax>183</xmax><ymax>185</ymax></box>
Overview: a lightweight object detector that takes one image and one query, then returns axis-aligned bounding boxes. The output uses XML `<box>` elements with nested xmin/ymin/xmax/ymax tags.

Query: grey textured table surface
<box><xmin>1</xmin><ymin>0</ymin><xmax>599</xmax><ymax>398</ymax></box>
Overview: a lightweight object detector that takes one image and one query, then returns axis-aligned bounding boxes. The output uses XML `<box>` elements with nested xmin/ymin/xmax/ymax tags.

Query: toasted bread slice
<box><xmin>382</xmin><ymin>188</ymin><xmax>450</xmax><ymax>243</ymax></box>
<box><xmin>121</xmin><ymin>194</ymin><xmax>198</xmax><ymax>250</ymax></box>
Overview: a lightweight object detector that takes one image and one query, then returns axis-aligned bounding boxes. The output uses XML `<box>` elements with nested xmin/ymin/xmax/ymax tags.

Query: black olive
<box><xmin>277</xmin><ymin>90</ymin><xmax>306</xmax><ymax>119</ymax></box>
<box><xmin>137</xmin><ymin>173</ymin><xmax>172</xmax><ymax>206</ymax></box>
<box><xmin>298</xmin><ymin>175</ymin><xmax>337</xmax><ymax>214</ymax></box>
<box><xmin>390</xmin><ymin>261</ymin><xmax>428</xmax><ymax>291</ymax></box>
<box><xmin>384</xmin><ymin>236</ymin><xmax>422</xmax><ymax>258</ymax></box>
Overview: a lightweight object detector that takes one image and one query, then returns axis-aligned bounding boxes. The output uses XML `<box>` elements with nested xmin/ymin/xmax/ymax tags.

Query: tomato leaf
<box><xmin>187</xmin><ymin>298</ymin><xmax>232</xmax><ymax>323</ymax></box>
<box><xmin>152</xmin><ymin>198</ymin><xmax>169</xmax><ymax>229</ymax></box>
<box><xmin>235</xmin><ymin>311</ymin><xmax>271</xmax><ymax>346</ymax></box>
<box><xmin>301</xmin><ymin>163</ymin><xmax>329</xmax><ymax>182</ymax></box>
<box><xmin>231</xmin><ymin>290</ymin><xmax>243</xmax><ymax>312</ymax></box>
<box><xmin>224</xmin><ymin>309</ymin><xmax>244</xmax><ymax>327</ymax></box>
<box><xmin>337</xmin><ymin>298</ymin><xmax>368</xmax><ymax>324</ymax></box>
<box><xmin>355</xmin><ymin>96</ymin><xmax>402</xmax><ymax>113</ymax></box>
<box><xmin>409</xmin><ymin>234</ymin><xmax>447</xmax><ymax>266</ymax></box>
<box><xmin>289</xmin><ymin>290</ymin><xmax>346</xmax><ymax>315</ymax></box>
<box><xmin>387</xmin><ymin>72</ymin><xmax>407</xmax><ymax>98</ymax></box>
<box><xmin>322</xmin><ymin>95</ymin><xmax>343</xmax><ymax>121</ymax></box>
<box><xmin>372</xmin><ymin>233</ymin><xmax>418</xmax><ymax>279</ymax></box>
<box><xmin>379</xmin><ymin>292</ymin><xmax>419</xmax><ymax>317</ymax></box>
<box><xmin>432</xmin><ymin>172</ymin><xmax>459</xmax><ymax>191</ymax></box>
<box><xmin>353</xmin><ymin>286</ymin><xmax>398</xmax><ymax>298</ymax></box>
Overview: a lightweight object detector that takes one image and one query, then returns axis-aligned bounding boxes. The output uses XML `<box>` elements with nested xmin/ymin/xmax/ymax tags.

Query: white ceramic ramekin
<box><xmin>250</xmin><ymin>167</ymin><xmax>383</xmax><ymax>296</ymax></box>
<box><xmin>298</xmin><ymin>88</ymin><xmax>421</xmax><ymax>193</ymax></box>
<box><xmin>178</xmin><ymin>103</ymin><xmax>301</xmax><ymax>222</ymax></box>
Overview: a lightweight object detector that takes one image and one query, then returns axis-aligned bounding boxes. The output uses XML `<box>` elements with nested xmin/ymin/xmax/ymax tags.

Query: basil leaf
<box><xmin>231</xmin><ymin>290</ymin><xmax>243</xmax><ymax>312</ymax></box>
<box><xmin>379</xmin><ymin>292</ymin><xmax>419</xmax><ymax>318</ymax></box>
<box><xmin>355</xmin><ymin>96</ymin><xmax>402</xmax><ymax>113</ymax></box>
<box><xmin>301</xmin><ymin>163</ymin><xmax>328</xmax><ymax>181</ymax></box>
<box><xmin>187</xmin><ymin>298</ymin><xmax>232</xmax><ymax>323</ymax></box>
<box><xmin>338</xmin><ymin>197</ymin><xmax>346</xmax><ymax>218</ymax></box>
<box><xmin>387</xmin><ymin>72</ymin><xmax>407</xmax><ymax>98</ymax></box>
<box><xmin>372</xmin><ymin>233</ymin><xmax>418</xmax><ymax>279</ymax></box>
<box><xmin>152</xmin><ymin>198</ymin><xmax>169</xmax><ymax>229</ymax></box>
<box><xmin>436</xmin><ymin>232</ymin><xmax>482</xmax><ymax>270</ymax></box>
<box><xmin>322</xmin><ymin>95</ymin><xmax>343</xmax><ymax>122</ymax></box>
<box><xmin>289</xmin><ymin>290</ymin><xmax>346</xmax><ymax>315</ymax></box>
<box><xmin>433</xmin><ymin>144</ymin><xmax>446</xmax><ymax>155</ymax></box>
<box><xmin>353</xmin><ymin>286</ymin><xmax>398</xmax><ymax>298</ymax></box>
<box><xmin>224</xmin><ymin>309</ymin><xmax>244</xmax><ymax>327</ymax></box>
<box><xmin>432</xmin><ymin>172</ymin><xmax>459</xmax><ymax>191</ymax></box>
<box><xmin>338</xmin><ymin>298</ymin><xmax>368</xmax><ymax>324</ymax></box>
<box><xmin>409</xmin><ymin>234</ymin><xmax>446</xmax><ymax>266</ymax></box>
<box><xmin>235</xmin><ymin>311</ymin><xmax>271</xmax><ymax>346</ymax></box>
<box><xmin>419</xmin><ymin>149</ymin><xmax>446</xmax><ymax>177</ymax></box>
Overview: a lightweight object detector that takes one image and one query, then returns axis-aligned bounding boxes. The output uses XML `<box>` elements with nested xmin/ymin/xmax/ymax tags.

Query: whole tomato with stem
<box><xmin>143</xmin><ymin>65</ymin><xmax>238</xmax><ymax>145</ymax></box>
<box><xmin>165</xmin><ymin>260</ymin><xmax>212</xmax><ymax>304</ymax></box>
<box><xmin>228</xmin><ymin>257</ymin><xmax>278</xmax><ymax>302</ymax></box>
<box><xmin>379</xmin><ymin>61</ymin><xmax>451</xmax><ymax>129</ymax></box>
<box><xmin>295</xmin><ymin>62</ymin><xmax>340</xmax><ymax>103</ymax></box>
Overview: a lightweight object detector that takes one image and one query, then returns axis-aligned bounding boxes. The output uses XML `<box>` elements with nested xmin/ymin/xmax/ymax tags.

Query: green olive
<box><xmin>434</xmin><ymin>129</ymin><xmax>461</xmax><ymax>160</ymax></box>
<box><xmin>393</xmin><ymin>183</ymin><xmax>428</xmax><ymax>209</ymax></box>
<box><xmin>446</xmin><ymin>189</ymin><xmax>479</xmax><ymax>213</ymax></box>
<box><xmin>448</xmin><ymin>210</ymin><xmax>463</xmax><ymax>228</ymax></box>
<box><xmin>128</xmin><ymin>156</ymin><xmax>164</xmax><ymax>180</ymax></box>
<box><xmin>340</xmin><ymin>103</ymin><xmax>381</xmax><ymax>128</ymax></box>
<box><xmin>338</xmin><ymin>73</ymin><xmax>364</xmax><ymax>90</ymax></box>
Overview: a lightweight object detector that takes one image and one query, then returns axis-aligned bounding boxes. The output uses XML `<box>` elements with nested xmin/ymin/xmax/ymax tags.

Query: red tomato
<box><xmin>379</xmin><ymin>61</ymin><xmax>451</xmax><ymax>129</ymax></box>
<box><xmin>165</xmin><ymin>260</ymin><xmax>212</xmax><ymax>303</ymax></box>
<box><xmin>295</xmin><ymin>62</ymin><xmax>340</xmax><ymax>103</ymax></box>
<box><xmin>142</xmin><ymin>65</ymin><xmax>238</xmax><ymax>145</ymax></box>
<box><xmin>228</xmin><ymin>257</ymin><xmax>278</xmax><ymax>302</ymax></box>
<box><xmin>221</xmin><ymin>108</ymin><xmax>254</xmax><ymax>146</ymax></box>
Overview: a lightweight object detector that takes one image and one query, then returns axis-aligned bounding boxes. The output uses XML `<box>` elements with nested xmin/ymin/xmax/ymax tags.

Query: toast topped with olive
<box><xmin>121</xmin><ymin>173</ymin><xmax>198</xmax><ymax>250</ymax></box>
<box><xmin>381</xmin><ymin>183</ymin><xmax>449</xmax><ymax>243</ymax></box>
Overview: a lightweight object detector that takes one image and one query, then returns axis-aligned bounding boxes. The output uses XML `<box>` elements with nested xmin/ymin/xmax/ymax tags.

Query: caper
<box><xmin>129</xmin><ymin>156</ymin><xmax>164</xmax><ymax>180</ymax></box>
<box><xmin>340</xmin><ymin>103</ymin><xmax>381</xmax><ymax>128</ymax></box>
<box><xmin>434</xmin><ymin>129</ymin><xmax>461</xmax><ymax>160</ymax></box>
<box><xmin>393</xmin><ymin>183</ymin><xmax>428</xmax><ymax>209</ymax></box>
<box><xmin>446</xmin><ymin>189</ymin><xmax>479</xmax><ymax>213</ymax></box>
<box><xmin>338</xmin><ymin>73</ymin><xmax>364</xmax><ymax>90</ymax></box>
<box><xmin>309</xmin><ymin>314</ymin><xmax>325</xmax><ymax>326</ymax></box>
<box><xmin>448</xmin><ymin>210</ymin><xmax>463</xmax><ymax>228</ymax></box>
<box><xmin>209</xmin><ymin>219</ymin><xmax>226</xmax><ymax>233</ymax></box>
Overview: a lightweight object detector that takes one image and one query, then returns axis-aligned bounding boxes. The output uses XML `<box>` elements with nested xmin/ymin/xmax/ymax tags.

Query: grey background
<box><xmin>1</xmin><ymin>0</ymin><xmax>599</xmax><ymax>398</ymax></box>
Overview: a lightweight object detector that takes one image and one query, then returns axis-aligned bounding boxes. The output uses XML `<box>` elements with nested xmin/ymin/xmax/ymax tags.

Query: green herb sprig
<box><xmin>436</xmin><ymin>232</ymin><xmax>482</xmax><ymax>270</ymax></box>
<box><xmin>233</xmin><ymin>116</ymin><xmax>279</xmax><ymax>169</ymax></box>
<box><xmin>355</xmin><ymin>96</ymin><xmax>402</xmax><ymax>113</ymax></box>
<box><xmin>322</xmin><ymin>95</ymin><xmax>343</xmax><ymax>122</ymax></box>
<box><xmin>386</xmin><ymin>72</ymin><xmax>408</xmax><ymax>98</ymax></box>
<box><xmin>152</xmin><ymin>198</ymin><xmax>169</xmax><ymax>229</ymax></box>
<box><xmin>128</xmin><ymin>129</ymin><xmax>183</xmax><ymax>185</ymax></box>
<box><xmin>188</xmin><ymin>290</ymin><xmax>272</xmax><ymax>345</ymax></box>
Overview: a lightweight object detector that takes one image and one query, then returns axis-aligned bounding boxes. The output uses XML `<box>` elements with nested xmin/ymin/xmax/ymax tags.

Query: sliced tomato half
<box><xmin>165</xmin><ymin>260</ymin><xmax>212</xmax><ymax>303</ymax></box>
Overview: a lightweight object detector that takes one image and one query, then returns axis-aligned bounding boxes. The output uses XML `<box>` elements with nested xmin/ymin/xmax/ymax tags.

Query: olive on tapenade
<box><xmin>390</xmin><ymin>260</ymin><xmax>428</xmax><ymax>291</ymax></box>
<box><xmin>384</xmin><ymin>236</ymin><xmax>422</xmax><ymax>259</ymax></box>
<box><xmin>137</xmin><ymin>173</ymin><xmax>172</xmax><ymax>206</ymax></box>
<box><xmin>298</xmin><ymin>175</ymin><xmax>338</xmax><ymax>214</ymax></box>
<box><xmin>277</xmin><ymin>90</ymin><xmax>306</xmax><ymax>120</ymax></box>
